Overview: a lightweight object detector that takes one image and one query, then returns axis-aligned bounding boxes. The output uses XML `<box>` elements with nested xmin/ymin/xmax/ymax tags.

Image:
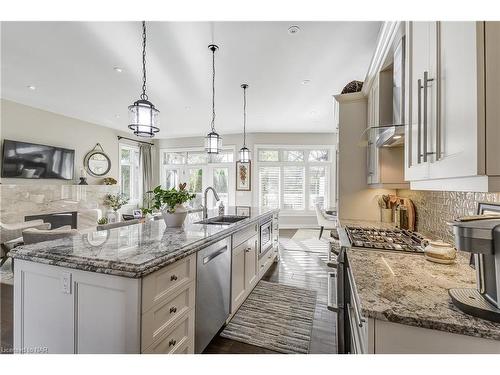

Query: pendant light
<box><xmin>128</xmin><ymin>21</ymin><xmax>160</xmax><ymax>138</ymax></box>
<box><xmin>239</xmin><ymin>84</ymin><xmax>250</xmax><ymax>162</ymax></box>
<box><xmin>205</xmin><ymin>44</ymin><xmax>222</xmax><ymax>154</ymax></box>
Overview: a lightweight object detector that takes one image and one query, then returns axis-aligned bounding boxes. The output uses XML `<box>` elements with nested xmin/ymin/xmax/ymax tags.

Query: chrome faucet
<box><xmin>203</xmin><ymin>186</ymin><xmax>220</xmax><ymax>219</ymax></box>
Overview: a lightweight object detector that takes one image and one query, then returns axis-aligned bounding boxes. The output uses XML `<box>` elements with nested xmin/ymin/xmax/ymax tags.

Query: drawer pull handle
<box><xmin>170</xmin><ymin>275</ymin><xmax>178</xmax><ymax>281</ymax></box>
<box><xmin>169</xmin><ymin>306</ymin><xmax>177</xmax><ymax>314</ymax></box>
<box><xmin>169</xmin><ymin>339</ymin><xmax>177</xmax><ymax>347</ymax></box>
<box><xmin>245</xmin><ymin>247</ymin><xmax>252</xmax><ymax>253</ymax></box>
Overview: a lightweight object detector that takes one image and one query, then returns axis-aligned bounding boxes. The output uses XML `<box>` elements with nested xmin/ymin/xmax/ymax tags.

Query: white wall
<box><xmin>158</xmin><ymin>132</ymin><xmax>337</xmax><ymax>228</ymax></box>
<box><xmin>0</xmin><ymin>99</ymin><xmax>160</xmax><ymax>187</ymax></box>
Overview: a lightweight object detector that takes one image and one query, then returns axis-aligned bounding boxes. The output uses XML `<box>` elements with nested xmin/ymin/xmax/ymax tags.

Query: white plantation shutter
<box><xmin>309</xmin><ymin>166</ymin><xmax>327</xmax><ymax>209</ymax></box>
<box><xmin>283</xmin><ymin>166</ymin><xmax>305</xmax><ymax>210</ymax></box>
<box><xmin>259</xmin><ymin>166</ymin><xmax>280</xmax><ymax>208</ymax></box>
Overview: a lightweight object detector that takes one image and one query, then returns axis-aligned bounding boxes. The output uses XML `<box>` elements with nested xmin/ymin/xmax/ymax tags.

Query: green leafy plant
<box><xmin>97</xmin><ymin>217</ymin><xmax>108</xmax><ymax>225</ymax></box>
<box><xmin>151</xmin><ymin>184</ymin><xmax>196</xmax><ymax>214</ymax></box>
<box><xmin>103</xmin><ymin>193</ymin><xmax>129</xmax><ymax>211</ymax></box>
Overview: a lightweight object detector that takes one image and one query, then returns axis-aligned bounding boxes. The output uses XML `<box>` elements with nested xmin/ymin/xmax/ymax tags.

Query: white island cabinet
<box><xmin>14</xmin><ymin>254</ymin><xmax>196</xmax><ymax>354</ymax></box>
<box><xmin>12</xmin><ymin>208</ymin><xmax>280</xmax><ymax>354</ymax></box>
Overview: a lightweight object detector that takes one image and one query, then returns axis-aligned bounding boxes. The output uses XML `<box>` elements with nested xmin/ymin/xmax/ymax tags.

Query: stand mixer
<box><xmin>449</xmin><ymin>218</ymin><xmax>500</xmax><ymax>322</ymax></box>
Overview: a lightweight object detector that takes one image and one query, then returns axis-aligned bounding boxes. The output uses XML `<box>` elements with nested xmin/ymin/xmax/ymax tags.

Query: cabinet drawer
<box><xmin>232</xmin><ymin>222</ymin><xmax>258</xmax><ymax>248</ymax></box>
<box><xmin>142</xmin><ymin>254</ymin><xmax>195</xmax><ymax>313</ymax></box>
<box><xmin>143</xmin><ymin>310</ymin><xmax>194</xmax><ymax>354</ymax></box>
<box><xmin>141</xmin><ymin>282</ymin><xmax>195</xmax><ymax>350</ymax></box>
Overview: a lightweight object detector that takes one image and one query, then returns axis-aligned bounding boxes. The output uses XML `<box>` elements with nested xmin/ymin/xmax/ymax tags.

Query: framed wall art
<box><xmin>236</xmin><ymin>161</ymin><xmax>251</xmax><ymax>191</ymax></box>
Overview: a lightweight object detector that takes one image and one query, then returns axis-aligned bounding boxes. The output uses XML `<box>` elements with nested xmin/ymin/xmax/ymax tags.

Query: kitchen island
<box><xmin>337</xmin><ymin>218</ymin><xmax>500</xmax><ymax>354</ymax></box>
<box><xmin>9</xmin><ymin>207</ymin><xmax>279</xmax><ymax>354</ymax></box>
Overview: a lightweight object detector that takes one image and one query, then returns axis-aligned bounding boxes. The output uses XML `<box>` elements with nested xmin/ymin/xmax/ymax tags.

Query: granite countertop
<box><xmin>10</xmin><ymin>207</ymin><xmax>277</xmax><ymax>278</ymax></box>
<box><xmin>338</xmin><ymin>218</ymin><xmax>500</xmax><ymax>341</ymax></box>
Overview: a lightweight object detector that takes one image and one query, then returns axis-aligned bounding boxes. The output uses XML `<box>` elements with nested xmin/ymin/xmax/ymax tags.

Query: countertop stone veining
<box><xmin>339</xmin><ymin>218</ymin><xmax>500</xmax><ymax>341</ymax></box>
<box><xmin>9</xmin><ymin>207</ymin><xmax>277</xmax><ymax>278</ymax></box>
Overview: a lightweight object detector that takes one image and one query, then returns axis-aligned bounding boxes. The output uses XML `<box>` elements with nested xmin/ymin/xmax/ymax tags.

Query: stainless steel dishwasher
<box><xmin>195</xmin><ymin>237</ymin><xmax>231</xmax><ymax>353</ymax></box>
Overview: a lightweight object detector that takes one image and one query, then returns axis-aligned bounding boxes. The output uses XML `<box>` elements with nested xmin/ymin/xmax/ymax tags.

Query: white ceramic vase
<box><xmin>161</xmin><ymin>204</ymin><xmax>187</xmax><ymax>227</ymax></box>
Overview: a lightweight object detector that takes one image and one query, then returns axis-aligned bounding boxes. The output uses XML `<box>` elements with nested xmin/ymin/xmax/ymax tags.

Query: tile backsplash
<box><xmin>396</xmin><ymin>190</ymin><xmax>500</xmax><ymax>244</ymax></box>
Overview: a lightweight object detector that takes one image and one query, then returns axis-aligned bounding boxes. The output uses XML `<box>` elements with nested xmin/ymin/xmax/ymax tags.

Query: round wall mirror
<box><xmin>84</xmin><ymin>144</ymin><xmax>111</xmax><ymax>177</ymax></box>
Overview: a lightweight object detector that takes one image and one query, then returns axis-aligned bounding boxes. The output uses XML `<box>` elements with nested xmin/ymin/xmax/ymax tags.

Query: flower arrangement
<box><xmin>103</xmin><ymin>177</ymin><xmax>117</xmax><ymax>185</ymax></box>
<box><xmin>150</xmin><ymin>183</ymin><xmax>195</xmax><ymax>214</ymax></box>
<box><xmin>97</xmin><ymin>217</ymin><xmax>108</xmax><ymax>225</ymax></box>
<box><xmin>103</xmin><ymin>193</ymin><xmax>129</xmax><ymax>212</ymax></box>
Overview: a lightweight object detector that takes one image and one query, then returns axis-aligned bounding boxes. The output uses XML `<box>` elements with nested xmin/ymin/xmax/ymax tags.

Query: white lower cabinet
<box><xmin>14</xmin><ymin>259</ymin><xmax>141</xmax><ymax>354</ymax></box>
<box><xmin>370</xmin><ymin>320</ymin><xmax>500</xmax><ymax>354</ymax></box>
<box><xmin>143</xmin><ymin>310</ymin><xmax>195</xmax><ymax>354</ymax></box>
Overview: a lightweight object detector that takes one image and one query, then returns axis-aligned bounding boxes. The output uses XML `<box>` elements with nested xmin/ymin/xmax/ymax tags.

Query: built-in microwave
<box><xmin>259</xmin><ymin>218</ymin><xmax>273</xmax><ymax>258</ymax></box>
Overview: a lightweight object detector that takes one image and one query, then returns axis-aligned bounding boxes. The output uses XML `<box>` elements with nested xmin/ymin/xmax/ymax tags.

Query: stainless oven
<box><xmin>259</xmin><ymin>218</ymin><xmax>273</xmax><ymax>258</ymax></box>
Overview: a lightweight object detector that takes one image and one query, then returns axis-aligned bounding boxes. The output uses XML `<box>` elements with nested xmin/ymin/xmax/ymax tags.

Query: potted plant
<box><xmin>103</xmin><ymin>193</ymin><xmax>129</xmax><ymax>223</ymax></box>
<box><xmin>150</xmin><ymin>183</ymin><xmax>195</xmax><ymax>227</ymax></box>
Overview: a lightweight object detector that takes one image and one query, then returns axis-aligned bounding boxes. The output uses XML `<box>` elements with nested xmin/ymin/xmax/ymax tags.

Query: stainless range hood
<box><xmin>376</xmin><ymin>36</ymin><xmax>405</xmax><ymax>148</ymax></box>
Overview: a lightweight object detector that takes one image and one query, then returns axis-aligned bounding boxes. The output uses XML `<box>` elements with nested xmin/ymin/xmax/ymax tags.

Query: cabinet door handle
<box><xmin>170</xmin><ymin>274</ymin><xmax>178</xmax><ymax>281</ymax></box>
<box><xmin>417</xmin><ymin>78</ymin><xmax>423</xmax><ymax>164</ymax></box>
<box><xmin>423</xmin><ymin>71</ymin><xmax>435</xmax><ymax>163</ymax></box>
<box><xmin>169</xmin><ymin>339</ymin><xmax>177</xmax><ymax>347</ymax></box>
<box><xmin>169</xmin><ymin>306</ymin><xmax>177</xmax><ymax>314</ymax></box>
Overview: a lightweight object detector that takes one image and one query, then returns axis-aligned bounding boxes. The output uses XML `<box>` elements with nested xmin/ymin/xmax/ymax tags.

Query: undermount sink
<box><xmin>195</xmin><ymin>215</ymin><xmax>248</xmax><ymax>225</ymax></box>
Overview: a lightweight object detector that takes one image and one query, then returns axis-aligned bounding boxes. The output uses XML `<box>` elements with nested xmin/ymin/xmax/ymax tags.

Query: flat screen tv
<box><xmin>1</xmin><ymin>139</ymin><xmax>75</xmax><ymax>180</ymax></box>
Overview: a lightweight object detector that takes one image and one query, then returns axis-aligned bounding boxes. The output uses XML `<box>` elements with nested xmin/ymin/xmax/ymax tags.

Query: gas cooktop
<box><xmin>345</xmin><ymin>226</ymin><xmax>425</xmax><ymax>253</ymax></box>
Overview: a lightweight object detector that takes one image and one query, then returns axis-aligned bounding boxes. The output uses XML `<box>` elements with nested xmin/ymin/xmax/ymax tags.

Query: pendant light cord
<box><xmin>243</xmin><ymin>85</ymin><xmax>247</xmax><ymax>147</ymax></box>
<box><xmin>210</xmin><ymin>46</ymin><xmax>216</xmax><ymax>132</ymax></box>
<box><xmin>140</xmin><ymin>21</ymin><xmax>148</xmax><ymax>101</ymax></box>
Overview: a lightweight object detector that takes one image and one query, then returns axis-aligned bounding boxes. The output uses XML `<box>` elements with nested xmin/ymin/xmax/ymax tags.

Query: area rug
<box><xmin>220</xmin><ymin>280</ymin><xmax>317</xmax><ymax>354</ymax></box>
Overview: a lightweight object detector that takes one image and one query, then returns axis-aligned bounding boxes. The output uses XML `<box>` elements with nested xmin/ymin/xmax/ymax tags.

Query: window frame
<box><xmin>160</xmin><ymin>146</ymin><xmax>236</xmax><ymax>209</ymax></box>
<box><xmin>119</xmin><ymin>143</ymin><xmax>142</xmax><ymax>206</ymax></box>
<box><xmin>254</xmin><ymin>144</ymin><xmax>335</xmax><ymax>215</ymax></box>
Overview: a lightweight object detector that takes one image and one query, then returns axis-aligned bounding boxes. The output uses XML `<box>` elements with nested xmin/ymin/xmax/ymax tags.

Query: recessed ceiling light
<box><xmin>27</xmin><ymin>85</ymin><xmax>36</xmax><ymax>90</ymax></box>
<box><xmin>185</xmin><ymin>106</ymin><xmax>192</xmax><ymax>111</ymax></box>
<box><xmin>302</xmin><ymin>79</ymin><xmax>311</xmax><ymax>85</ymax></box>
<box><xmin>115</xmin><ymin>114</ymin><xmax>121</xmax><ymax>119</ymax></box>
<box><xmin>113</xmin><ymin>67</ymin><xmax>124</xmax><ymax>73</ymax></box>
<box><xmin>288</xmin><ymin>25</ymin><xmax>300</xmax><ymax>35</ymax></box>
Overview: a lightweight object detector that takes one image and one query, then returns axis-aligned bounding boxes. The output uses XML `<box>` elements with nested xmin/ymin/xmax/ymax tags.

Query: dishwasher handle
<box><xmin>203</xmin><ymin>245</ymin><xmax>228</xmax><ymax>264</ymax></box>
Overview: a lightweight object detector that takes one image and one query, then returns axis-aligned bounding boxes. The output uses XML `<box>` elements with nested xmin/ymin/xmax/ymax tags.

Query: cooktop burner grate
<box><xmin>345</xmin><ymin>226</ymin><xmax>425</xmax><ymax>253</ymax></box>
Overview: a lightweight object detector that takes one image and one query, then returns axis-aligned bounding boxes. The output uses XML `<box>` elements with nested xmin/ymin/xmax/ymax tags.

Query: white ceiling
<box><xmin>1</xmin><ymin>21</ymin><xmax>381</xmax><ymax>138</ymax></box>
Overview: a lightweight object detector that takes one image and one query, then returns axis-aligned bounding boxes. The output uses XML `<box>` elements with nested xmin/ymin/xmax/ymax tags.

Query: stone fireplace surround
<box><xmin>0</xmin><ymin>184</ymin><xmax>120</xmax><ymax>230</ymax></box>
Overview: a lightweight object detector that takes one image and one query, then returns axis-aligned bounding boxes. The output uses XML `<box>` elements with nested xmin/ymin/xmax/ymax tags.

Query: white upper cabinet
<box><xmin>405</xmin><ymin>21</ymin><xmax>500</xmax><ymax>192</ymax></box>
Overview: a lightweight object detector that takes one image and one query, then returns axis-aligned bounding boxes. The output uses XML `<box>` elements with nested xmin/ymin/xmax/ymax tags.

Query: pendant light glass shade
<box><xmin>239</xmin><ymin>146</ymin><xmax>250</xmax><ymax>163</ymax></box>
<box><xmin>128</xmin><ymin>21</ymin><xmax>160</xmax><ymax>138</ymax></box>
<box><xmin>128</xmin><ymin>99</ymin><xmax>159</xmax><ymax>137</ymax></box>
<box><xmin>205</xmin><ymin>131</ymin><xmax>222</xmax><ymax>154</ymax></box>
<box><xmin>238</xmin><ymin>83</ymin><xmax>250</xmax><ymax>162</ymax></box>
<box><xmin>205</xmin><ymin>44</ymin><xmax>222</xmax><ymax>154</ymax></box>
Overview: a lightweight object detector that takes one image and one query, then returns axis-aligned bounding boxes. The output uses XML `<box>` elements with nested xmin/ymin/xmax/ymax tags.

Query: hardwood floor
<box><xmin>0</xmin><ymin>229</ymin><xmax>337</xmax><ymax>355</ymax></box>
<box><xmin>1</xmin><ymin>283</ymin><xmax>13</xmax><ymax>354</ymax></box>
<box><xmin>204</xmin><ymin>229</ymin><xmax>337</xmax><ymax>354</ymax></box>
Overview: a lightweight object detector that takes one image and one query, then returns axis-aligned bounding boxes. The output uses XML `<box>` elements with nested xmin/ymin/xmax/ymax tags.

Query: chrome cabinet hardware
<box><xmin>169</xmin><ymin>339</ymin><xmax>176</xmax><ymax>347</ymax></box>
<box><xmin>327</xmin><ymin>271</ymin><xmax>338</xmax><ymax>312</ymax></box>
<box><xmin>417</xmin><ymin>78</ymin><xmax>422</xmax><ymax>163</ymax></box>
<box><xmin>170</xmin><ymin>274</ymin><xmax>178</xmax><ymax>281</ymax></box>
<box><xmin>435</xmin><ymin>22</ymin><xmax>442</xmax><ymax>161</ymax></box>
<box><xmin>169</xmin><ymin>306</ymin><xmax>177</xmax><ymax>314</ymax></box>
<box><xmin>423</xmin><ymin>71</ymin><xmax>435</xmax><ymax>162</ymax></box>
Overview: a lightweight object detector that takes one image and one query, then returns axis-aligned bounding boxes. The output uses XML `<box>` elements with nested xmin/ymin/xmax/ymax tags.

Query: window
<box><xmin>161</xmin><ymin>147</ymin><xmax>236</xmax><ymax>209</ymax></box>
<box><xmin>120</xmin><ymin>144</ymin><xmax>141</xmax><ymax>204</ymax></box>
<box><xmin>256</xmin><ymin>146</ymin><xmax>333</xmax><ymax>212</ymax></box>
<box><xmin>258</xmin><ymin>166</ymin><xmax>280</xmax><ymax>208</ymax></box>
